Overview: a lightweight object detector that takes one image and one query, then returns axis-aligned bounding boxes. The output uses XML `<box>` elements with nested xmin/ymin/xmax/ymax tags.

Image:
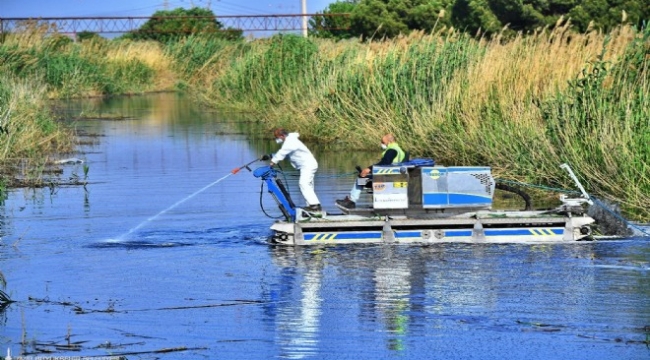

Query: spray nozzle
<box><xmin>232</xmin><ymin>158</ymin><xmax>262</xmax><ymax>174</ymax></box>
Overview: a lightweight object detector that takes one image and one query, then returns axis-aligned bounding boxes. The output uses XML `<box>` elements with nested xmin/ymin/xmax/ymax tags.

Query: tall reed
<box><xmin>174</xmin><ymin>24</ymin><xmax>649</xmax><ymax>220</ymax></box>
<box><xmin>0</xmin><ymin>73</ymin><xmax>75</xmax><ymax>184</ymax></box>
<box><xmin>0</xmin><ymin>23</ymin><xmax>171</xmax><ymax>97</ymax></box>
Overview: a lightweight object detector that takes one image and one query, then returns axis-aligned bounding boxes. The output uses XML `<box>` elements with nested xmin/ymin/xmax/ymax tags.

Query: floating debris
<box><xmin>54</xmin><ymin>158</ymin><xmax>84</xmax><ymax>165</ymax></box>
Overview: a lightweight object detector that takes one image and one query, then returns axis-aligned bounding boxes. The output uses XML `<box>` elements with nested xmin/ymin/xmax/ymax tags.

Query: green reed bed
<box><xmin>540</xmin><ymin>34</ymin><xmax>650</xmax><ymax>211</ymax></box>
<box><xmin>165</xmin><ymin>36</ymin><xmax>249</xmax><ymax>85</ymax></box>
<box><xmin>215</xmin><ymin>35</ymin><xmax>320</xmax><ymax>110</ymax></box>
<box><xmin>0</xmin><ymin>73</ymin><xmax>75</xmax><ymax>194</ymax></box>
<box><xmin>167</xmin><ymin>34</ymin><xmax>336</xmax><ymax>115</ymax></box>
<box><xmin>0</xmin><ymin>30</ymin><xmax>160</xmax><ymax>98</ymax></box>
<box><xmin>176</xmin><ymin>24</ymin><xmax>649</xmax><ymax>220</ymax></box>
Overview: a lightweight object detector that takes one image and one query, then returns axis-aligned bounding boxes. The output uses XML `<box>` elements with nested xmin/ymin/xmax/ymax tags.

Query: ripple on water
<box><xmin>86</xmin><ymin>224</ymin><xmax>271</xmax><ymax>249</ymax></box>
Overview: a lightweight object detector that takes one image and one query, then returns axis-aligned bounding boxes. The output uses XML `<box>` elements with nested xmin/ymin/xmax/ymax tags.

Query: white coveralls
<box><xmin>270</xmin><ymin>133</ymin><xmax>321</xmax><ymax>206</ymax></box>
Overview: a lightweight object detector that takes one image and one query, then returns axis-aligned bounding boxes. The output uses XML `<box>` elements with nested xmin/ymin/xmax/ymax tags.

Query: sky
<box><xmin>0</xmin><ymin>0</ymin><xmax>338</xmax><ymax>17</ymax></box>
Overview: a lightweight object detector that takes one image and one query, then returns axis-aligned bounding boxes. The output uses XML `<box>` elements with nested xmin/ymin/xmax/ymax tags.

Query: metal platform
<box><xmin>270</xmin><ymin>210</ymin><xmax>595</xmax><ymax>245</ymax></box>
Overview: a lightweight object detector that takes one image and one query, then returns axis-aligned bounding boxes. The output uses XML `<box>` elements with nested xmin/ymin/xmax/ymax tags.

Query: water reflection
<box><xmin>57</xmin><ymin>92</ymin><xmax>379</xmax><ymax>215</ymax></box>
<box><xmin>265</xmin><ymin>247</ymin><xmax>324</xmax><ymax>359</ymax></box>
<box><xmin>64</xmin><ymin>92</ymin><xmax>378</xmax><ymax>171</ymax></box>
<box><xmin>371</xmin><ymin>253</ymin><xmax>412</xmax><ymax>352</ymax></box>
<box><xmin>266</xmin><ymin>242</ymin><xmax>650</xmax><ymax>357</ymax></box>
<box><xmin>267</xmin><ymin>245</ymin><xmax>432</xmax><ymax>355</ymax></box>
<box><xmin>0</xmin><ymin>304</ymin><xmax>7</xmax><ymax>328</ymax></box>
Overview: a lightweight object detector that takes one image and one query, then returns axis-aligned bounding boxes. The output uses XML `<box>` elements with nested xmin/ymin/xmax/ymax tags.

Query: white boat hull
<box><xmin>270</xmin><ymin>211</ymin><xmax>595</xmax><ymax>245</ymax></box>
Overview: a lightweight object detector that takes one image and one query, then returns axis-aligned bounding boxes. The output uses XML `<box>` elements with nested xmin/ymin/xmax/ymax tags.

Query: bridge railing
<box><xmin>0</xmin><ymin>14</ymin><xmax>350</xmax><ymax>36</ymax></box>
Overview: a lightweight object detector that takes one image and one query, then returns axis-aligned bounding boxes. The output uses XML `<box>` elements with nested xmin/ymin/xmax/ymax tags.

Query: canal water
<box><xmin>0</xmin><ymin>93</ymin><xmax>648</xmax><ymax>359</ymax></box>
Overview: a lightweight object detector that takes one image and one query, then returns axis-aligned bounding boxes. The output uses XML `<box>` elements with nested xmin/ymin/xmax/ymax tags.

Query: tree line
<box><xmin>310</xmin><ymin>0</ymin><xmax>650</xmax><ymax>40</ymax></box>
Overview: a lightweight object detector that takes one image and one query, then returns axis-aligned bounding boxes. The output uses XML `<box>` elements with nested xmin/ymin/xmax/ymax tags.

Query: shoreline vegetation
<box><xmin>0</xmin><ymin>22</ymin><xmax>648</xmax><ymax>220</ymax></box>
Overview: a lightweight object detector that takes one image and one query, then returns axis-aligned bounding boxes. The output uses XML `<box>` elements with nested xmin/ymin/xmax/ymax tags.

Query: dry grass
<box><xmin>103</xmin><ymin>40</ymin><xmax>176</xmax><ymax>90</ymax></box>
<box><xmin>1</xmin><ymin>20</ymin><xmax>56</xmax><ymax>48</ymax></box>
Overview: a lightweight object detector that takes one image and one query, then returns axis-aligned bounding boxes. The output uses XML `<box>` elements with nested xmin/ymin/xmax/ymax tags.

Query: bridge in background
<box><xmin>0</xmin><ymin>14</ymin><xmax>349</xmax><ymax>37</ymax></box>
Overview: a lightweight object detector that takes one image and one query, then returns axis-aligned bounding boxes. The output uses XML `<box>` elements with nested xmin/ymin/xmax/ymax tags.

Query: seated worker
<box><xmin>336</xmin><ymin>133</ymin><xmax>406</xmax><ymax>209</ymax></box>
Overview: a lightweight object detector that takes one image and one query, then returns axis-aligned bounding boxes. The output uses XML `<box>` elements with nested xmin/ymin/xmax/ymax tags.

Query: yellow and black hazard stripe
<box><xmin>530</xmin><ymin>228</ymin><xmax>557</xmax><ymax>236</ymax></box>
<box><xmin>374</xmin><ymin>168</ymin><xmax>401</xmax><ymax>174</ymax></box>
<box><xmin>310</xmin><ymin>233</ymin><xmax>337</xmax><ymax>241</ymax></box>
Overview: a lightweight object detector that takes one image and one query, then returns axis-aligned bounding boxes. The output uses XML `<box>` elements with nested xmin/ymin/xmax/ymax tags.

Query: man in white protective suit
<box><xmin>269</xmin><ymin>128</ymin><xmax>322</xmax><ymax>216</ymax></box>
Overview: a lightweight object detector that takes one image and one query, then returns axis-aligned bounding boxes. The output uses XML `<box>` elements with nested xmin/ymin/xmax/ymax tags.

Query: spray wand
<box><xmin>231</xmin><ymin>155</ymin><xmax>270</xmax><ymax>174</ymax></box>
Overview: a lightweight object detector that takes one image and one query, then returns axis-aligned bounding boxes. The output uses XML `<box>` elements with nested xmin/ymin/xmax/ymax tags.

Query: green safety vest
<box><xmin>383</xmin><ymin>143</ymin><xmax>406</xmax><ymax>164</ymax></box>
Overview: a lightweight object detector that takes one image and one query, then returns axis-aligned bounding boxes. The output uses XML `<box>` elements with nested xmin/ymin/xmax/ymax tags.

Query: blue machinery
<box><xmin>253</xmin><ymin>162</ymin><xmax>596</xmax><ymax>246</ymax></box>
<box><xmin>253</xmin><ymin>165</ymin><xmax>297</xmax><ymax>222</ymax></box>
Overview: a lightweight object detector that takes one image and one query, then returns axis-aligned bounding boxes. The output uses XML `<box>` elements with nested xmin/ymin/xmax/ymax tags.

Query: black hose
<box><xmin>495</xmin><ymin>183</ymin><xmax>533</xmax><ymax>210</ymax></box>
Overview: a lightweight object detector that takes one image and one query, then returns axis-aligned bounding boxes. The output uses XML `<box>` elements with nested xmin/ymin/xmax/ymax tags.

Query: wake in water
<box><xmin>89</xmin><ymin>239</ymin><xmax>190</xmax><ymax>249</ymax></box>
<box><xmin>116</xmin><ymin>172</ymin><xmax>234</xmax><ymax>240</ymax></box>
<box><xmin>91</xmin><ymin>224</ymin><xmax>271</xmax><ymax>249</ymax></box>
